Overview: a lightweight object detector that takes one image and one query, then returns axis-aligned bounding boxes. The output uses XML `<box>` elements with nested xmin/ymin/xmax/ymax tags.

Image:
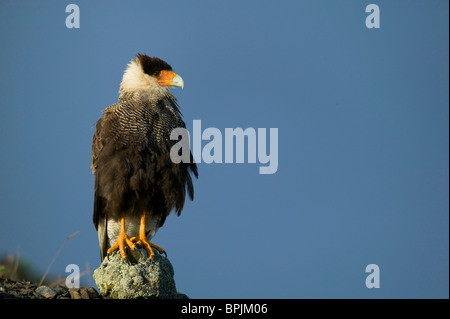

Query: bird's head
<box><xmin>119</xmin><ymin>53</ymin><xmax>184</xmax><ymax>96</ymax></box>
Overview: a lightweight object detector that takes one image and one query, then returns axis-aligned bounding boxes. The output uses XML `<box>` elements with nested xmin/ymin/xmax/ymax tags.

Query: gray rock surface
<box><xmin>93</xmin><ymin>247</ymin><xmax>187</xmax><ymax>299</ymax></box>
<box><xmin>0</xmin><ymin>277</ymin><xmax>102</xmax><ymax>299</ymax></box>
<box><xmin>35</xmin><ymin>285</ymin><xmax>58</xmax><ymax>299</ymax></box>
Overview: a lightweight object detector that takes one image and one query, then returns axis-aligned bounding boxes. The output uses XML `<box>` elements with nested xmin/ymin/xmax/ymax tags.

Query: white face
<box><xmin>119</xmin><ymin>60</ymin><xmax>171</xmax><ymax>97</ymax></box>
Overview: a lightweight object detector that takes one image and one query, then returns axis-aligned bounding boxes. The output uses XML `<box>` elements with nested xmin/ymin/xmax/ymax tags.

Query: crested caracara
<box><xmin>92</xmin><ymin>53</ymin><xmax>198</xmax><ymax>261</ymax></box>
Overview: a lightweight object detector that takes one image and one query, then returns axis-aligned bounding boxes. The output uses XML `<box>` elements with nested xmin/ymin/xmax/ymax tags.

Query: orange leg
<box><xmin>131</xmin><ymin>211</ymin><xmax>166</xmax><ymax>260</ymax></box>
<box><xmin>107</xmin><ymin>216</ymin><xmax>135</xmax><ymax>260</ymax></box>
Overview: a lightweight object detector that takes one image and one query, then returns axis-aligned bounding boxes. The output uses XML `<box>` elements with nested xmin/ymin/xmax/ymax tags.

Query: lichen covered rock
<box><xmin>93</xmin><ymin>247</ymin><xmax>185</xmax><ymax>299</ymax></box>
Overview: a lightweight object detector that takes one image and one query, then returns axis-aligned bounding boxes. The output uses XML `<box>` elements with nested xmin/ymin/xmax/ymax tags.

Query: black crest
<box><xmin>136</xmin><ymin>53</ymin><xmax>172</xmax><ymax>76</ymax></box>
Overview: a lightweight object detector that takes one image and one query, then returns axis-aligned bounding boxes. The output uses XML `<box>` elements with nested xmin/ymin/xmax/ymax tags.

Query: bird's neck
<box><xmin>119</xmin><ymin>88</ymin><xmax>173</xmax><ymax>104</ymax></box>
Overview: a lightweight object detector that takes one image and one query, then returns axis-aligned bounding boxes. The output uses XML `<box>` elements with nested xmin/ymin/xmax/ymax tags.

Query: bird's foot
<box><xmin>107</xmin><ymin>230</ymin><xmax>135</xmax><ymax>261</ymax></box>
<box><xmin>131</xmin><ymin>236</ymin><xmax>166</xmax><ymax>260</ymax></box>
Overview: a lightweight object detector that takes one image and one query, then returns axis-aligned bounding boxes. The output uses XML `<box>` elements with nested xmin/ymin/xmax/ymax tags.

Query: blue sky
<box><xmin>0</xmin><ymin>1</ymin><xmax>448</xmax><ymax>298</ymax></box>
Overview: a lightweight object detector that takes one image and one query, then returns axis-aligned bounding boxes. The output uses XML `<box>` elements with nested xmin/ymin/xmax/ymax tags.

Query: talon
<box><xmin>107</xmin><ymin>216</ymin><xmax>135</xmax><ymax>260</ymax></box>
<box><xmin>132</xmin><ymin>235</ymin><xmax>165</xmax><ymax>260</ymax></box>
<box><xmin>132</xmin><ymin>211</ymin><xmax>166</xmax><ymax>260</ymax></box>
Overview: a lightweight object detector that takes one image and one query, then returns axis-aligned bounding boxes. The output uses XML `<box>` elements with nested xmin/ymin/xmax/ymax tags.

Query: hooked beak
<box><xmin>157</xmin><ymin>70</ymin><xmax>184</xmax><ymax>89</ymax></box>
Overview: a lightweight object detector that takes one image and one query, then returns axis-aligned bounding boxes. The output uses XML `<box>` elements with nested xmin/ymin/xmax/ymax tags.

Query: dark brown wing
<box><xmin>92</xmin><ymin>107</ymin><xmax>120</xmax><ymax>260</ymax></box>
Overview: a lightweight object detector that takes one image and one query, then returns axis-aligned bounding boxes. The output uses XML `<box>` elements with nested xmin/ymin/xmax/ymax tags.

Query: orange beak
<box><xmin>157</xmin><ymin>70</ymin><xmax>184</xmax><ymax>88</ymax></box>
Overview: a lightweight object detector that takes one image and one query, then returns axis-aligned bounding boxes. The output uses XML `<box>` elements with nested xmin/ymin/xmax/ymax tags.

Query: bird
<box><xmin>91</xmin><ymin>53</ymin><xmax>198</xmax><ymax>261</ymax></box>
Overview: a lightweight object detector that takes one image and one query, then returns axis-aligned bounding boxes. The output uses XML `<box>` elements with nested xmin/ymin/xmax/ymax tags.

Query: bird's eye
<box><xmin>153</xmin><ymin>71</ymin><xmax>160</xmax><ymax>76</ymax></box>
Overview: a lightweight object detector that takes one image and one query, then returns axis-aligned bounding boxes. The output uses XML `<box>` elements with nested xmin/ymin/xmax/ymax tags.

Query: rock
<box><xmin>69</xmin><ymin>288</ymin><xmax>84</xmax><ymax>299</ymax></box>
<box><xmin>93</xmin><ymin>247</ymin><xmax>186</xmax><ymax>299</ymax></box>
<box><xmin>0</xmin><ymin>276</ymin><xmax>102</xmax><ymax>299</ymax></box>
<box><xmin>69</xmin><ymin>287</ymin><xmax>101</xmax><ymax>299</ymax></box>
<box><xmin>85</xmin><ymin>286</ymin><xmax>102</xmax><ymax>299</ymax></box>
<box><xmin>0</xmin><ymin>277</ymin><xmax>39</xmax><ymax>299</ymax></box>
<box><xmin>35</xmin><ymin>285</ymin><xmax>58</xmax><ymax>299</ymax></box>
<box><xmin>69</xmin><ymin>288</ymin><xmax>86</xmax><ymax>299</ymax></box>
